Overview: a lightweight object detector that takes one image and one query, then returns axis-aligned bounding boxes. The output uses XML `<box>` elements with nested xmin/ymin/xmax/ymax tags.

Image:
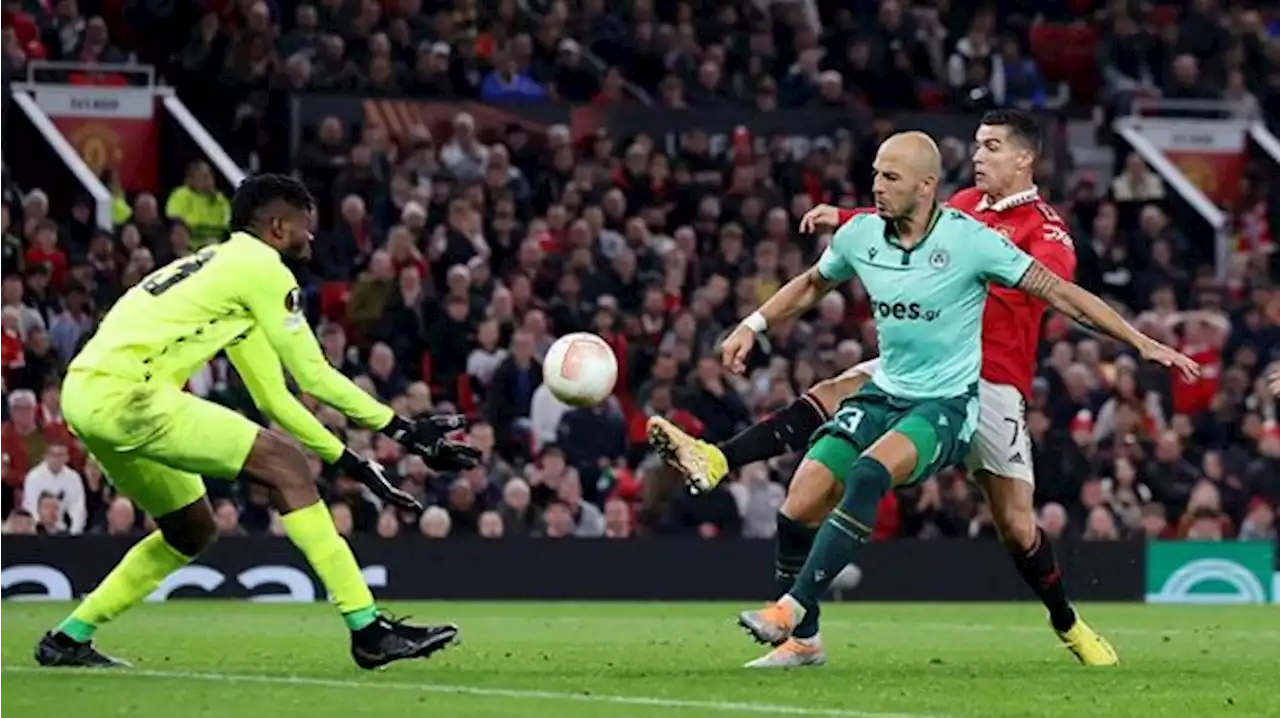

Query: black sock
<box><xmin>1012</xmin><ymin>528</ymin><xmax>1076</xmax><ymax>632</ymax></box>
<box><xmin>720</xmin><ymin>393</ymin><xmax>828</xmax><ymax>470</ymax></box>
<box><xmin>775</xmin><ymin>513</ymin><xmax>820</xmax><ymax>638</ymax></box>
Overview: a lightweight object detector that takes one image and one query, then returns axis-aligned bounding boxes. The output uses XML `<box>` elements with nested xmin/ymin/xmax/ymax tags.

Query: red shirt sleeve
<box><xmin>1028</xmin><ymin>221</ymin><xmax>1077</xmax><ymax>282</ymax></box>
<box><xmin>835</xmin><ymin>207</ymin><xmax>876</xmax><ymax>225</ymax></box>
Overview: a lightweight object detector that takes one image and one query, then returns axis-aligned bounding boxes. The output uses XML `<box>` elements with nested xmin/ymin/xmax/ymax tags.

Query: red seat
<box><xmin>319</xmin><ymin>281</ymin><xmax>350</xmax><ymax>323</ymax></box>
<box><xmin>917</xmin><ymin>84</ymin><xmax>944</xmax><ymax>111</ymax></box>
<box><xmin>1147</xmin><ymin>5</ymin><xmax>1178</xmax><ymax>27</ymax></box>
<box><xmin>1030</xmin><ymin>23</ymin><xmax>1099</xmax><ymax>106</ymax></box>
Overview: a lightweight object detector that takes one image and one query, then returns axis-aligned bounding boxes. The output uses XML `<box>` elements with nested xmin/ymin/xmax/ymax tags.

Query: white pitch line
<box><xmin>0</xmin><ymin>666</ymin><xmax>942</xmax><ymax>718</ymax></box>
<box><xmin>443</xmin><ymin>616</ymin><xmax>1280</xmax><ymax>640</ymax></box>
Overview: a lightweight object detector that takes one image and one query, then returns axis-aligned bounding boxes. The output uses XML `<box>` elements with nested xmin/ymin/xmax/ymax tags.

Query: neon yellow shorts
<box><xmin>62</xmin><ymin>369</ymin><xmax>260</xmax><ymax>518</ymax></box>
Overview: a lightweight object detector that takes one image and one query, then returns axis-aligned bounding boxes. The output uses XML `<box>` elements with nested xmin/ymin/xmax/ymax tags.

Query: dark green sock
<box><xmin>775</xmin><ymin>513</ymin><xmax>820</xmax><ymax>638</ymax></box>
<box><xmin>789</xmin><ymin>457</ymin><xmax>893</xmax><ymax>614</ymax></box>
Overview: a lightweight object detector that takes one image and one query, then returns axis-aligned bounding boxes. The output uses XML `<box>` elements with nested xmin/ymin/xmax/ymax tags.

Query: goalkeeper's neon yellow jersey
<box><xmin>70</xmin><ymin>231</ymin><xmax>392</xmax><ymax>461</ymax></box>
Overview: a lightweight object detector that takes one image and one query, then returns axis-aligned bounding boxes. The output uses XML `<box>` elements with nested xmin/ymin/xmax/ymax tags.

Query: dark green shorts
<box><xmin>806</xmin><ymin>380</ymin><xmax>978</xmax><ymax>485</ymax></box>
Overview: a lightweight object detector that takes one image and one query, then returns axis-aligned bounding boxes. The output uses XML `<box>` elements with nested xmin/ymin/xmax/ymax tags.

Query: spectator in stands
<box><xmin>729</xmin><ymin>463</ymin><xmax>784</xmax><ymax>539</ymax></box>
<box><xmin>440</xmin><ymin>114</ymin><xmax>490</xmax><ymax>182</ymax></box>
<box><xmin>3</xmin><ymin>388</ymin><xmax>79</xmax><ymax>479</ymax></box>
<box><xmin>3</xmin><ymin>507</ymin><xmax>37</xmax><ymax>535</ymax></box>
<box><xmin>1039</xmin><ymin>503</ymin><xmax>1069</xmax><ymax>541</ymax></box>
<box><xmin>419</xmin><ymin>505</ymin><xmax>451</xmax><ymax>538</ymax></box>
<box><xmin>477</xmin><ymin>510</ymin><xmax>504</xmax><ymax>538</ymax></box>
<box><xmin>47</xmin><ymin>283</ymin><xmax>92</xmax><ymax>364</ymax></box>
<box><xmin>2</xmin><ymin>202</ymin><xmax>20</xmax><ymax>272</ymax></box>
<box><xmin>21</xmin><ymin>442</ymin><xmax>83</xmax><ymax>534</ymax></box>
<box><xmin>4</xmin><ymin>0</ymin><xmax>1277</xmax><ymax>553</ymax></box>
<box><xmin>213</xmin><ymin>499</ymin><xmax>247</xmax><ymax>536</ymax></box>
<box><xmin>164</xmin><ymin>161</ymin><xmax>230</xmax><ymax>247</ymax></box>
<box><xmin>101</xmin><ymin>496</ymin><xmax>136</xmax><ymax>537</ymax></box>
<box><xmin>499</xmin><ymin>477</ymin><xmax>535</xmax><ymax>537</ymax></box>
<box><xmin>603</xmin><ymin>496</ymin><xmax>632</xmax><ymax>539</ymax></box>
<box><xmin>34</xmin><ymin>491</ymin><xmax>66</xmax><ymax>535</ymax></box>
<box><xmin>376</xmin><ymin>507</ymin><xmax>401</xmax><ymax>539</ymax></box>
<box><xmin>539</xmin><ymin>500</ymin><xmax>576</xmax><ymax>538</ymax></box>
<box><xmin>1112</xmin><ymin>154</ymin><xmax>1166</xmax><ymax>204</ymax></box>
<box><xmin>1165</xmin><ymin>54</ymin><xmax>1219</xmax><ymax>102</ymax></box>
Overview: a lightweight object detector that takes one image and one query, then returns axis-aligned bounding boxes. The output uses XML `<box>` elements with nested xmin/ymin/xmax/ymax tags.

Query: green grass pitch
<box><xmin>3</xmin><ymin>601</ymin><xmax>1277</xmax><ymax>717</ymax></box>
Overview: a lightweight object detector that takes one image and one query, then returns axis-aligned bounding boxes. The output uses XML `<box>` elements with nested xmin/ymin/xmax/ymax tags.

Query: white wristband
<box><xmin>741</xmin><ymin>311</ymin><xmax>768</xmax><ymax>334</ymax></box>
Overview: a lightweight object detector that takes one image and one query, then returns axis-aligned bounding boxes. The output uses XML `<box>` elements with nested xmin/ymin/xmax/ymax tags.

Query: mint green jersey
<box><xmin>817</xmin><ymin>208</ymin><xmax>1034</xmax><ymax>399</ymax></box>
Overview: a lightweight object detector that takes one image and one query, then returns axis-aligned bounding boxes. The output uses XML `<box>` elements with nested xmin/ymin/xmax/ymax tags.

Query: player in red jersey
<box><xmin>649</xmin><ymin>110</ymin><xmax>1120</xmax><ymax>667</ymax></box>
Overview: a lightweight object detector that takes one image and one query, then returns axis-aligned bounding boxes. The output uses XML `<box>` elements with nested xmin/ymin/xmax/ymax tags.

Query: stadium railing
<box><xmin>1111</xmin><ymin>98</ymin><xmax>1259</xmax><ymax>280</ymax></box>
<box><xmin>7</xmin><ymin>85</ymin><xmax>115</xmax><ymax>229</ymax></box>
<box><xmin>8</xmin><ymin>61</ymin><xmax>246</xmax><ymax>206</ymax></box>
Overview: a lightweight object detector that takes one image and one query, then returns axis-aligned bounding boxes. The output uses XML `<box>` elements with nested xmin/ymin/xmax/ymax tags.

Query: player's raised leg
<box><xmin>740</xmin><ymin>389</ymin><xmax>975</xmax><ymax>646</ymax></box>
<box><xmin>966</xmin><ymin>385</ymin><xmax>1117</xmax><ymax>665</ymax></box>
<box><xmin>648</xmin><ymin>369</ymin><xmax>865</xmax><ymax>493</ymax></box>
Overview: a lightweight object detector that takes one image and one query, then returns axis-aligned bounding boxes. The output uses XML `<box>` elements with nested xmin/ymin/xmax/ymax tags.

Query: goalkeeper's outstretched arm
<box><xmin>225</xmin><ymin>328</ymin><xmax>349</xmax><ymax>463</ymax></box>
<box><xmin>242</xmin><ymin>263</ymin><xmax>395</xmax><ymax>432</ymax></box>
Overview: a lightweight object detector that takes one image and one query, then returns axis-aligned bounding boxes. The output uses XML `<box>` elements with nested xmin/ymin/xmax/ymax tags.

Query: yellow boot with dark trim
<box><xmin>647</xmin><ymin>417</ymin><xmax>729</xmax><ymax>493</ymax></box>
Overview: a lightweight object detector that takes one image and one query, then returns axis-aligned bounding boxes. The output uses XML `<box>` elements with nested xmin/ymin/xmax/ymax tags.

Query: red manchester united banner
<box><xmin>34</xmin><ymin>86</ymin><xmax>159</xmax><ymax>193</ymax></box>
<box><xmin>1133</xmin><ymin>117</ymin><xmax>1249</xmax><ymax>209</ymax></box>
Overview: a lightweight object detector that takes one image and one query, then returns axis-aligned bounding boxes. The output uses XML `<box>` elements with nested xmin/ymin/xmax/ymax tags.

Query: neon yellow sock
<box><xmin>59</xmin><ymin>531</ymin><xmax>192</xmax><ymax>641</ymax></box>
<box><xmin>281</xmin><ymin>501</ymin><xmax>377</xmax><ymax>629</ymax></box>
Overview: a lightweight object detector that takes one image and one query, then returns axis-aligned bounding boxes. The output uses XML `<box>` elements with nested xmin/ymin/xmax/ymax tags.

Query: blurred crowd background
<box><xmin>1</xmin><ymin>0</ymin><xmax>1278</xmax><ymax>545</ymax></box>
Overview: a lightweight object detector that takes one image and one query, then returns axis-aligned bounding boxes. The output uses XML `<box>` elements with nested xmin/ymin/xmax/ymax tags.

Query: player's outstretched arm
<box><xmin>225</xmin><ymin>328</ymin><xmax>351</xmax><ymax>464</ymax></box>
<box><xmin>724</xmin><ymin>218</ymin><xmax>861</xmax><ymax>373</ymax></box>
<box><xmin>242</xmin><ymin>262</ymin><xmax>480</xmax><ymax>470</ymax></box>
<box><xmin>226</xmin><ymin>330</ymin><xmax>424</xmax><ymax>511</ymax></box>
<box><xmin>1014</xmin><ymin>262</ymin><xmax>1201</xmax><ymax>380</ymax></box>
<box><xmin>723</xmin><ymin>265</ymin><xmax>840</xmax><ymax>373</ymax></box>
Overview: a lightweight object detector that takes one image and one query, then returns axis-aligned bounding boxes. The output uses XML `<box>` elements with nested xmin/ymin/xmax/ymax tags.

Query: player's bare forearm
<box><xmin>1015</xmin><ymin>262</ymin><xmax>1151</xmax><ymax>350</ymax></box>
<box><xmin>759</xmin><ymin>266</ymin><xmax>838</xmax><ymax>326</ymax></box>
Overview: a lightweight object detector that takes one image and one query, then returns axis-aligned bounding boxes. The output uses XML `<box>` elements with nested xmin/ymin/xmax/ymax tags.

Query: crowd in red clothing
<box><xmin>3</xmin><ymin>0</ymin><xmax>1279</xmax><ymax>546</ymax></box>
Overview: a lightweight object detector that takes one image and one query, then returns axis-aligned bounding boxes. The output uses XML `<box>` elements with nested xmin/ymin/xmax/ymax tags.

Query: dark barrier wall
<box><xmin>2</xmin><ymin>538</ymin><xmax>1144</xmax><ymax>602</ymax></box>
<box><xmin>289</xmin><ymin>94</ymin><xmax>983</xmax><ymax>163</ymax></box>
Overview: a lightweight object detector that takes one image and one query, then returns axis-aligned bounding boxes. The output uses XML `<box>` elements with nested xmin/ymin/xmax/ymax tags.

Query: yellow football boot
<box><xmin>1058</xmin><ymin>618</ymin><xmax>1119</xmax><ymax>666</ymax></box>
<box><xmin>646</xmin><ymin>416</ymin><xmax>729</xmax><ymax>493</ymax></box>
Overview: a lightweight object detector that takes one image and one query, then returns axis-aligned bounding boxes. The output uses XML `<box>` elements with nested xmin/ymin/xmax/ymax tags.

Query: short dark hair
<box><xmin>979</xmin><ymin>109</ymin><xmax>1043</xmax><ymax>155</ymax></box>
<box><xmin>230</xmin><ymin>173</ymin><xmax>315</xmax><ymax>233</ymax></box>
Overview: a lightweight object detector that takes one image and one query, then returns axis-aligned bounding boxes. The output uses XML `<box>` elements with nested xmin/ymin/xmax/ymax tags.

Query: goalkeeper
<box><xmin>35</xmin><ymin>174</ymin><xmax>479</xmax><ymax>671</ymax></box>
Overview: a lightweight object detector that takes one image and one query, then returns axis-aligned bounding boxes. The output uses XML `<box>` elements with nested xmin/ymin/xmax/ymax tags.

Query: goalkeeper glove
<box><xmin>334</xmin><ymin>449</ymin><xmax>423</xmax><ymax>513</ymax></box>
<box><xmin>381</xmin><ymin>414</ymin><xmax>481</xmax><ymax>472</ymax></box>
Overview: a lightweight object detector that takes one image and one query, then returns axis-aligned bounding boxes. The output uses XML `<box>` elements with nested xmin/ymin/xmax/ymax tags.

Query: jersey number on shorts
<box><xmin>142</xmin><ymin>248</ymin><xmax>216</xmax><ymax>296</ymax></box>
<box><xmin>1002</xmin><ymin>417</ymin><xmax>1021</xmax><ymax>447</ymax></box>
<box><xmin>836</xmin><ymin>407</ymin><xmax>865</xmax><ymax>434</ymax></box>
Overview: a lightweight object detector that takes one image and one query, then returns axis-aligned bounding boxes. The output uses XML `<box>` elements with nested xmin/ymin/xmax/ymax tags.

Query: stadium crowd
<box><xmin>1</xmin><ymin>0</ymin><xmax>1278</xmax><ymax>546</ymax></box>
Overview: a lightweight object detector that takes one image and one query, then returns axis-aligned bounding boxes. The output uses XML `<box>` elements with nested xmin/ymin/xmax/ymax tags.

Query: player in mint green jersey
<box><xmin>35</xmin><ymin>175</ymin><xmax>479</xmax><ymax>671</ymax></box>
<box><xmin>726</xmin><ymin>132</ymin><xmax>1199</xmax><ymax>660</ymax></box>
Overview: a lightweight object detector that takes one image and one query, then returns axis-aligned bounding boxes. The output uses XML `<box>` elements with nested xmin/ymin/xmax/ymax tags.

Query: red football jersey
<box><xmin>947</xmin><ymin>187</ymin><xmax>1077</xmax><ymax>397</ymax></box>
<box><xmin>835</xmin><ymin>187</ymin><xmax>1076</xmax><ymax>398</ymax></box>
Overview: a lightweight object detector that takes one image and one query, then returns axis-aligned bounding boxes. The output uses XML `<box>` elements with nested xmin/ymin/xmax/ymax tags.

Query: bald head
<box><xmin>878</xmin><ymin>131</ymin><xmax>942</xmax><ymax>180</ymax></box>
<box><xmin>871</xmin><ymin>131</ymin><xmax>943</xmax><ymax>223</ymax></box>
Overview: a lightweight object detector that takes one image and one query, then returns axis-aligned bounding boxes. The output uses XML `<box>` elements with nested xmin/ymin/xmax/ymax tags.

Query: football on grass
<box><xmin>542</xmin><ymin>332</ymin><xmax>618</xmax><ymax>407</ymax></box>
